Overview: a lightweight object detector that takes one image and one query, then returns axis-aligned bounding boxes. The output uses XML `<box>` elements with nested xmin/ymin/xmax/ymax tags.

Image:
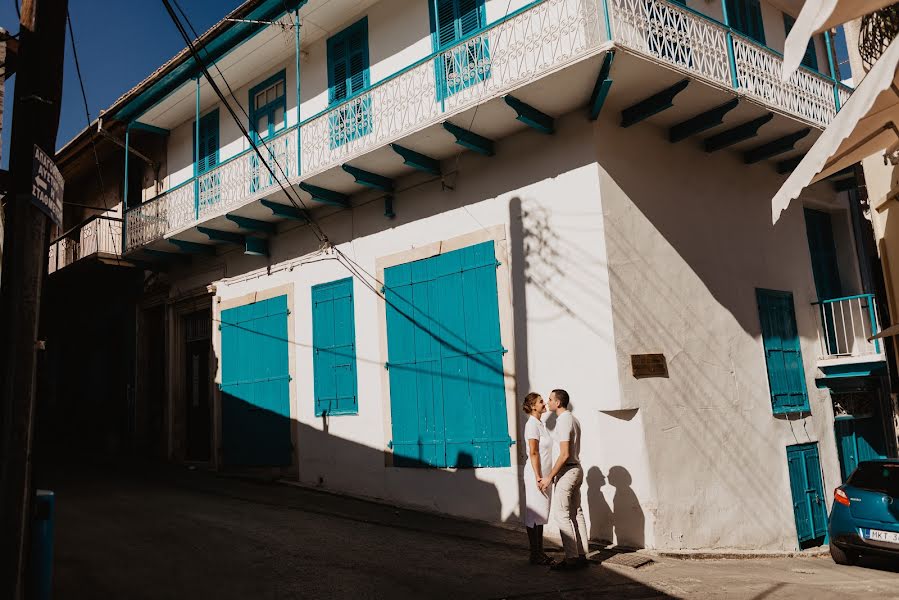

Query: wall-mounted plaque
<box><xmin>631</xmin><ymin>353</ymin><xmax>668</xmax><ymax>379</ymax></box>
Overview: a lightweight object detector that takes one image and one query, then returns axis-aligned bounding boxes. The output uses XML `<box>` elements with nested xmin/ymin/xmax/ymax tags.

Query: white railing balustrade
<box><xmin>814</xmin><ymin>294</ymin><xmax>883</xmax><ymax>361</ymax></box>
<box><xmin>302</xmin><ymin>0</ymin><xmax>605</xmax><ymax>177</ymax></box>
<box><xmin>731</xmin><ymin>36</ymin><xmax>837</xmax><ymax>126</ymax></box>
<box><xmin>48</xmin><ymin>216</ymin><xmax>123</xmax><ymax>273</ymax></box>
<box><xmin>126</xmin><ymin>182</ymin><xmax>195</xmax><ymax>251</ymax></box>
<box><xmin>837</xmin><ymin>84</ymin><xmax>851</xmax><ymax>109</ymax></box>
<box><xmin>610</xmin><ymin>0</ymin><xmax>731</xmax><ymax>86</ymax></box>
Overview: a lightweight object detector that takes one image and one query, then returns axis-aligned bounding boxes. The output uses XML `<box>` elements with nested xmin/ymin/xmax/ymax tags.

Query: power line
<box><xmin>161</xmin><ymin>0</ymin><xmax>329</xmax><ymax>245</ymax></box>
<box><xmin>65</xmin><ymin>9</ymin><xmax>122</xmax><ymax>260</ymax></box>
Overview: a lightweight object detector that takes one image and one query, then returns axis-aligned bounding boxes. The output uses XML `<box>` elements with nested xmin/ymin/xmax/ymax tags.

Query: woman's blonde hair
<box><xmin>522</xmin><ymin>392</ymin><xmax>542</xmax><ymax>415</ymax></box>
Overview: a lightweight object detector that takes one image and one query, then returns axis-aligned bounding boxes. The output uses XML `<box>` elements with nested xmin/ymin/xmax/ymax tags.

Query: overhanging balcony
<box><xmin>813</xmin><ymin>294</ymin><xmax>886</xmax><ymax>379</ymax></box>
<box><xmin>124</xmin><ymin>0</ymin><xmax>852</xmax><ymax>255</ymax></box>
<box><xmin>48</xmin><ymin>215</ymin><xmax>123</xmax><ymax>274</ymax></box>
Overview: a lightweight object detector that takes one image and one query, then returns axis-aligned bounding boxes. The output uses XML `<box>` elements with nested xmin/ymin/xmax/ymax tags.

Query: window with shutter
<box><xmin>248</xmin><ymin>71</ymin><xmax>288</xmax><ymax>193</ymax></box>
<box><xmin>194</xmin><ymin>110</ymin><xmax>221</xmax><ymax>209</ymax></box>
<box><xmin>385</xmin><ymin>241</ymin><xmax>511</xmax><ymax>468</ymax></box>
<box><xmin>312</xmin><ymin>278</ymin><xmax>359</xmax><ymax>416</ymax></box>
<box><xmin>783</xmin><ymin>14</ymin><xmax>818</xmax><ymax>71</ymax></box>
<box><xmin>786</xmin><ymin>443</ymin><xmax>828</xmax><ymax>547</ymax></box>
<box><xmin>756</xmin><ymin>289</ymin><xmax>810</xmax><ymax>414</ymax></box>
<box><xmin>429</xmin><ymin>0</ymin><xmax>490</xmax><ymax>101</ymax></box>
<box><xmin>327</xmin><ymin>18</ymin><xmax>372</xmax><ymax>148</ymax></box>
<box><xmin>726</xmin><ymin>0</ymin><xmax>766</xmax><ymax>45</ymax></box>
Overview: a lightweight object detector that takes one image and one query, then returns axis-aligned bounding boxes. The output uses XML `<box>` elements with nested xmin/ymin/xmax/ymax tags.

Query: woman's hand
<box><xmin>537</xmin><ymin>477</ymin><xmax>551</xmax><ymax>492</ymax></box>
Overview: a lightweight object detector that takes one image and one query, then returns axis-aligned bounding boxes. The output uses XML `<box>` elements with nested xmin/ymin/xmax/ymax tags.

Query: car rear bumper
<box><xmin>831</xmin><ymin>532</ymin><xmax>899</xmax><ymax>557</ymax></box>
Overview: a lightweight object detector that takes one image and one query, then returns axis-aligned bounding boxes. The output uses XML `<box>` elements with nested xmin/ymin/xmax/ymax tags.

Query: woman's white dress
<box><xmin>523</xmin><ymin>414</ymin><xmax>553</xmax><ymax>527</ymax></box>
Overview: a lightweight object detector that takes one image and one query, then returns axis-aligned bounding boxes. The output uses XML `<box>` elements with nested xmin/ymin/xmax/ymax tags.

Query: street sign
<box><xmin>31</xmin><ymin>144</ymin><xmax>63</xmax><ymax>228</ymax></box>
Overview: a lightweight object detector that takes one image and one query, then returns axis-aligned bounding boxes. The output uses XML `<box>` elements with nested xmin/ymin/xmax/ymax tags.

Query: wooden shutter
<box><xmin>435</xmin><ymin>0</ymin><xmax>458</xmax><ymax>47</ymax></box>
<box><xmin>220</xmin><ymin>296</ymin><xmax>292</xmax><ymax>466</ymax></box>
<box><xmin>385</xmin><ymin>241</ymin><xmax>510</xmax><ymax>469</ymax></box>
<box><xmin>312</xmin><ymin>278</ymin><xmax>359</xmax><ymax>416</ymax></box>
<box><xmin>757</xmin><ymin>289</ymin><xmax>810</xmax><ymax>414</ymax></box>
<box><xmin>784</xmin><ymin>14</ymin><xmax>818</xmax><ymax>71</ymax></box>
<box><xmin>328</xmin><ymin>19</ymin><xmax>369</xmax><ymax>104</ymax></box>
<box><xmin>787</xmin><ymin>445</ymin><xmax>813</xmax><ymax>543</ymax></box>
<box><xmin>457</xmin><ymin>0</ymin><xmax>481</xmax><ymax>37</ymax></box>
<box><xmin>194</xmin><ymin>110</ymin><xmax>219</xmax><ymax>175</ymax></box>
<box><xmin>787</xmin><ymin>444</ymin><xmax>828</xmax><ymax>545</ymax></box>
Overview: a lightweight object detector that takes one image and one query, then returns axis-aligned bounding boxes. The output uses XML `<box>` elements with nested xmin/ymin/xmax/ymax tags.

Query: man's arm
<box><xmin>538</xmin><ymin>441</ymin><xmax>569</xmax><ymax>491</ymax></box>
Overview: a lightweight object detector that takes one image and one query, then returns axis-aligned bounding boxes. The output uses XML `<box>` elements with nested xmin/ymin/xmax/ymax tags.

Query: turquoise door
<box><xmin>786</xmin><ymin>443</ymin><xmax>828</xmax><ymax>547</ymax></box>
<box><xmin>835</xmin><ymin>417</ymin><xmax>888</xmax><ymax>481</ymax></box>
<box><xmin>220</xmin><ymin>295</ymin><xmax>292</xmax><ymax>466</ymax></box>
<box><xmin>384</xmin><ymin>241</ymin><xmax>511</xmax><ymax>468</ymax></box>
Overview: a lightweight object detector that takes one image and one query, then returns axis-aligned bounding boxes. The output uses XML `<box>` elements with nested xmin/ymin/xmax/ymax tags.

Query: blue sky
<box><xmin>1</xmin><ymin>0</ymin><xmax>244</xmax><ymax>167</ymax></box>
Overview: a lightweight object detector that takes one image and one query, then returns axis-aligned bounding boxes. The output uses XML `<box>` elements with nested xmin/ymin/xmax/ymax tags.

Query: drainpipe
<box><xmin>195</xmin><ymin>77</ymin><xmax>200</xmax><ymax>220</ymax></box>
<box><xmin>295</xmin><ymin>9</ymin><xmax>301</xmax><ymax>176</ymax></box>
<box><xmin>721</xmin><ymin>0</ymin><xmax>739</xmax><ymax>90</ymax></box>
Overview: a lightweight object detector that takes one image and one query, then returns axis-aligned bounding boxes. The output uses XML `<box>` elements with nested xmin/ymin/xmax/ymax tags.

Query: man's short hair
<box><xmin>551</xmin><ymin>389</ymin><xmax>570</xmax><ymax>408</ymax></box>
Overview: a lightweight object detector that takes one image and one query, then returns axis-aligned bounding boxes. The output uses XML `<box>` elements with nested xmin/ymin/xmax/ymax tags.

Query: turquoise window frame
<box><xmin>428</xmin><ymin>0</ymin><xmax>490</xmax><ymax>102</ymax></box>
<box><xmin>783</xmin><ymin>14</ymin><xmax>818</xmax><ymax>72</ymax></box>
<box><xmin>311</xmin><ymin>277</ymin><xmax>359</xmax><ymax>417</ymax></box>
<box><xmin>756</xmin><ymin>288</ymin><xmax>811</xmax><ymax>415</ymax></box>
<box><xmin>248</xmin><ymin>70</ymin><xmax>287</xmax><ymax>193</ymax></box>
<box><xmin>327</xmin><ymin>18</ymin><xmax>371</xmax><ymax>149</ymax></box>
<box><xmin>193</xmin><ymin>109</ymin><xmax>221</xmax><ymax>211</ymax></box>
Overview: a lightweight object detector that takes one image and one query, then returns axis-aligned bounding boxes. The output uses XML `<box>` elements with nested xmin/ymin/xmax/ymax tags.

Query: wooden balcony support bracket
<box><xmin>197</xmin><ymin>226</ymin><xmax>246</xmax><ymax>245</ymax></box>
<box><xmin>589</xmin><ymin>50</ymin><xmax>615</xmax><ymax>121</ymax></box>
<box><xmin>225</xmin><ymin>214</ymin><xmax>277</xmax><ymax>234</ymax></box>
<box><xmin>384</xmin><ymin>195</ymin><xmax>396</xmax><ymax>219</ymax></box>
<box><xmin>621</xmin><ymin>79</ymin><xmax>689</xmax><ymax>128</ymax></box>
<box><xmin>342</xmin><ymin>164</ymin><xmax>395</xmax><ymax>193</ymax></box>
<box><xmin>390</xmin><ymin>144</ymin><xmax>441</xmax><ymax>176</ymax></box>
<box><xmin>168</xmin><ymin>239</ymin><xmax>216</xmax><ymax>255</ymax></box>
<box><xmin>669</xmin><ymin>98</ymin><xmax>739</xmax><ymax>143</ymax></box>
<box><xmin>442</xmin><ymin>121</ymin><xmax>495</xmax><ymax>156</ymax></box>
<box><xmin>776</xmin><ymin>154</ymin><xmax>806</xmax><ymax>174</ymax></box>
<box><xmin>260</xmin><ymin>199</ymin><xmax>308</xmax><ymax>221</ymax></box>
<box><xmin>704</xmin><ymin>113</ymin><xmax>774</xmax><ymax>153</ymax></box>
<box><xmin>244</xmin><ymin>237</ymin><xmax>269</xmax><ymax>257</ymax></box>
<box><xmin>299</xmin><ymin>182</ymin><xmax>351</xmax><ymax>208</ymax></box>
<box><xmin>503</xmin><ymin>95</ymin><xmax>554</xmax><ymax>134</ymax></box>
<box><xmin>744</xmin><ymin>129</ymin><xmax>811</xmax><ymax>164</ymax></box>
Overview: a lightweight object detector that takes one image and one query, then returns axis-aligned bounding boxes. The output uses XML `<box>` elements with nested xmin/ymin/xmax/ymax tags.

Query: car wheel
<box><xmin>830</xmin><ymin>544</ymin><xmax>859</xmax><ymax>566</ymax></box>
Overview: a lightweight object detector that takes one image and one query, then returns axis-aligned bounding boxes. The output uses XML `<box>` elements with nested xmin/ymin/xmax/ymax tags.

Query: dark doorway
<box><xmin>184</xmin><ymin>309</ymin><xmax>212</xmax><ymax>462</ymax></box>
<box><xmin>137</xmin><ymin>304</ymin><xmax>167</xmax><ymax>458</ymax></box>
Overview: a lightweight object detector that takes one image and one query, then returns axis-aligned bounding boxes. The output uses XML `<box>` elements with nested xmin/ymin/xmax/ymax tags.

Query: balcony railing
<box><xmin>813</xmin><ymin>294</ymin><xmax>883</xmax><ymax>362</ymax></box>
<box><xmin>124</xmin><ymin>0</ymin><xmax>851</xmax><ymax>252</ymax></box>
<box><xmin>48</xmin><ymin>216</ymin><xmax>123</xmax><ymax>274</ymax></box>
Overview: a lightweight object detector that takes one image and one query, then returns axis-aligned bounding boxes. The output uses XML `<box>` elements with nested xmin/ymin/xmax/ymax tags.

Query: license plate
<box><xmin>864</xmin><ymin>529</ymin><xmax>899</xmax><ymax>544</ymax></box>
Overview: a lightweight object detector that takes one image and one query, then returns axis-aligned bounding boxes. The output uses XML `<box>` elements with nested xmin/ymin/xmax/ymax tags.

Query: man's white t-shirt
<box><xmin>553</xmin><ymin>411</ymin><xmax>581</xmax><ymax>465</ymax></box>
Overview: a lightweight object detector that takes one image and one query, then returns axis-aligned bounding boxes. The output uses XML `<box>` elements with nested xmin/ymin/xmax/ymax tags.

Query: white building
<box><xmin>50</xmin><ymin>0</ymin><xmax>896</xmax><ymax>552</ymax></box>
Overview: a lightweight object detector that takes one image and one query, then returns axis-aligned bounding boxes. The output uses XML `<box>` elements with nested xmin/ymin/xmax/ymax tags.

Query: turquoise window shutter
<box><xmin>757</xmin><ymin>289</ymin><xmax>810</xmax><ymax>414</ymax></box>
<box><xmin>220</xmin><ymin>295</ymin><xmax>292</xmax><ymax>466</ymax></box>
<box><xmin>385</xmin><ymin>241</ymin><xmax>510</xmax><ymax>469</ymax></box>
<box><xmin>726</xmin><ymin>0</ymin><xmax>766</xmax><ymax>45</ymax></box>
<box><xmin>429</xmin><ymin>0</ymin><xmax>489</xmax><ymax>101</ymax></box>
<box><xmin>193</xmin><ymin>110</ymin><xmax>219</xmax><ymax>175</ymax></box>
<box><xmin>312</xmin><ymin>277</ymin><xmax>359</xmax><ymax>416</ymax></box>
<box><xmin>803</xmin><ymin>208</ymin><xmax>841</xmax><ymax>301</ymax></box>
<box><xmin>327</xmin><ymin>18</ymin><xmax>370</xmax><ymax>104</ymax></box>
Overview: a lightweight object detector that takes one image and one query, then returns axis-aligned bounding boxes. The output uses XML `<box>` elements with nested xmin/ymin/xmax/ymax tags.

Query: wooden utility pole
<box><xmin>0</xmin><ymin>0</ymin><xmax>68</xmax><ymax>597</ymax></box>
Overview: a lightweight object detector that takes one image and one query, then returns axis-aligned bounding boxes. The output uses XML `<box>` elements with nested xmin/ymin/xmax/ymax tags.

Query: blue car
<box><xmin>829</xmin><ymin>459</ymin><xmax>899</xmax><ymax>565</ymax></box>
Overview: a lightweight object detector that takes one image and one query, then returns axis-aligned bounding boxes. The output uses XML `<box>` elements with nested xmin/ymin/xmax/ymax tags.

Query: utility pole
<box><xmin>0</xmin><ymin>0</ymin><xmax>68</xmax><ymax>597</ymax></box>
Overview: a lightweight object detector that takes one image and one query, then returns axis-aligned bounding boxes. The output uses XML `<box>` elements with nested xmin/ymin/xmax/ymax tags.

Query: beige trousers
<box><xmin>554</xmin><ymin>464</ymin><xmax>588</xmax><ymax>559</ymax></box>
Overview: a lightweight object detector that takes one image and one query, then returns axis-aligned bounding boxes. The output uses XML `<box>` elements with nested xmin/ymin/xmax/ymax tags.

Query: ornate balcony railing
<box><xmin>125</xmin><ymin>0</ymin><xmax>852</xmax><ymax>252</ymax></box>
<box><xmin>609</xmin><ymin>0</ymin><xmax>731</xmax><ymax>87</ymax></box>
<box><xmin>731</xmin><ymin>35</ymin><xmax>836</xmax><ymax>126</ymax></box>
<box><xmin>302</xmin><ymin>0</ymin><xmax>605</xmax><ymax>177</ymax></box>
<box><xmin>813</xmin><ymin>294</ymin><xmax>883</xmax><ymax>362</ymax></box>
<box><xmin>48</xmin><ymin>216</ymin><xmax>122</xmax><ymax>274</ymax></box>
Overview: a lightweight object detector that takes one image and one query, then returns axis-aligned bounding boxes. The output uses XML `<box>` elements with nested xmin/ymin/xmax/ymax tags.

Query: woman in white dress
<box><xmin>522</xmin><ymin>392</ymin><xmax>553</xmax><ymax>565</ymax></box>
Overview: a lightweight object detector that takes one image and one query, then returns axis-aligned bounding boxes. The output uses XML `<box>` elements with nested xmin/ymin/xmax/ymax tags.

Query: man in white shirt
<box><xmin>538</xmin><ymin>389</ymin><xmax>588</xmax><ymax>570</ymax></box>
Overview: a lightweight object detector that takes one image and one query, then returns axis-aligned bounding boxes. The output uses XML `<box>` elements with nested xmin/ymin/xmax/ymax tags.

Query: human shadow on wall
<box><xmin>585</xmin><ymin>466</ymin><xmax>613</xmax><ymax>546</ymax></box>
<box><xmin>607</xmin><ymin>465</ymin><xmax>645</xmax><ymax>549</ymax></box>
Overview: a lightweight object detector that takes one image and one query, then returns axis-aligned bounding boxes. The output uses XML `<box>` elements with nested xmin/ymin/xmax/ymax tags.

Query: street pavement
<box><xmin>42</xmin><ymin>461</ymin><xmax>899</xmax><ymax>599</ymax></box>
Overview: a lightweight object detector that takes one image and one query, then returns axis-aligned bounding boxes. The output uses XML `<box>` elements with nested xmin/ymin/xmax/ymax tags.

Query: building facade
<box><xmin>49</xmin><ymin>0</ymin><xmax>896</xmax><ymax>552</ymax></box>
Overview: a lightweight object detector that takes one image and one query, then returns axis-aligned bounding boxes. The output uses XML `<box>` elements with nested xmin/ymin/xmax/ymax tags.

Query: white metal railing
<box><xmin>813</xmin><ymin>294</ymin><xmax>883</xmax><ymax>361</ymax></box>
<box><xmin>609</xmin><ymin>0</ymin><xmax>731</xmax><ymax>86</ymax></box>
<box><xmin>837</xmin><ymin>84</ymin><xmax>852</xmax><ymax>109</ymax></box>
<box><xmin>301</xmin><ymin>0</ymin><xmax>605</xmax><ymax>177</ymax></box>
<box><xmin>48</xmin><ymin>216</ymin><xmax>123</xmax><ymax>274</ymax></box>
<box><xmin>731</xmin><ymin>35</ymin><xmax>837</xmax><ymax>126</ymax></box>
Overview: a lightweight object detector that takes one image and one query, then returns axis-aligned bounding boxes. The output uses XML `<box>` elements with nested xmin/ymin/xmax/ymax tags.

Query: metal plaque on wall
<box><xmin>631</xmin><ymin>353</ymin><xmax>668</xmax><ymax>379</ymax></box>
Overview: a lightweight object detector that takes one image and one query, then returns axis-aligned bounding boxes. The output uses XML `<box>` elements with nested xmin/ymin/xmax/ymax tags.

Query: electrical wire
<box><xmin>161</xmin><ymin>0</ymin><xmax>329</xmax><ymax>245</ymax></box>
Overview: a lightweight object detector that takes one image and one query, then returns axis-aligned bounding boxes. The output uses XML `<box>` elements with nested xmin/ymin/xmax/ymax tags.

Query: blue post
<box><xmin>867</xmin><ymin>295</ymin><xmax>881</xmax><ymax>353</ymax></box>
<box><xmin>194</xmin><ymin>77</ymin><xmax>200</xmax><ymax>220</ymax></box>
<box><xmin>30</xmin><ymin>490</ymin><xmax>55</xmax><ymax>600</ymax></box>
<box><xmin>602</xmin><ymin>0</ymin><xmax>612</xmax><ymax>41</ymax></box>
<box><xmin>295</xmin><ymin>9</ymin><xmax>302</xmax><ymax>176</ymax></box>
<box><xmin>123</xmin><ymin>124</ymin><xmax>130</xmax><ymax>252</ymax></box>
<box><xmin>721</xmin><ymin>0</ymin><xmax>739</xmax><ymax>90</ymax></box>
<box><xmin>825</xmin><ymin>30</ymin><xmax>841</xmax><ymax>111</ymax></box>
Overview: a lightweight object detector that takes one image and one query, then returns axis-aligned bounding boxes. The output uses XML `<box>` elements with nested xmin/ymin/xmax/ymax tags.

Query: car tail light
<box><xmin>834</xmin><ymin>488</ymin><xmax>851</xmax><ymax>506</ymax></box>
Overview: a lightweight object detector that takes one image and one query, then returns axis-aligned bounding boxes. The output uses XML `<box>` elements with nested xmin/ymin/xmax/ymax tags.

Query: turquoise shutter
<box><xmin>312</xmin><ymin>278</ymin><xmax>358</xmax><ymax>416</ymax></box>
<box><xmin>220</xmin><ymin>296</ymin><xmax>292</xmax><ymax>466</ymax></box>
<box><xmin>783</xmin><ymin>15</ymin><xmax>818</xmax><ymax>71</ymax></box>
<box><xmin>803</xmin><ymin>209</ymin><xmax>841</xmax><ymax>300</ymax></box>
<box><xmin>328</xmin><ymin>19</ymin><xmax>369</xmax><ymax>104</ymax></box>
<box><xmin>757</xmin><ymin>290</ymin><xmax>810</xmax><ymax>414</ymax></box>
<box><xmin>194</xmin><ymin>110</ymin><xmax>219</xmax><ymax>175</ymax></box>
<box><xmin>802</xmin><ymin>446</ymin><xmax>828</xmax><ymax>539</ymax></box>
<box><xmin>726</xmin><ymin>0</ymin><xmax>766</xmax><ymax>44</ymax></box>
<box><xmin>435</xmin><ymin>0</ymin><xmax>458</xmax><ymax>47</ymax></box>
<box><xmin>385</xmin><ymin>241</ymin><xmax>510</xmax><ymax>468</ymax></box>
<box><xmin>457</xmin><ymin>0</ymin><xmax>481</xmax><ymax>37</ymax></box>
<box><xmin>787</xmin><ymin>445</ymin><xmax>813</xmax><ymax>543</ymax></box>
<box><xmin>787</xmin><ymin>444</ymin><xmax>828</xmax><ymax>545</ymax></box>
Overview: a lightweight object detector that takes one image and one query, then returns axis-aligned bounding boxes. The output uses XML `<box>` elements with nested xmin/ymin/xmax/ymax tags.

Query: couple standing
<box><xmin>522</xmin><ymin>389</ymin><xmax>589</xmax><ymax>570</ymax></box>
